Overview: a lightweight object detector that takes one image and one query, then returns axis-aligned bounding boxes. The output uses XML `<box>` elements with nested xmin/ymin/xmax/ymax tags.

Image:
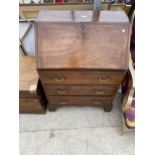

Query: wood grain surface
<box><xmin>19</xmin><ymin>56</ymin><xmax>38</xmax><ymax>97</ymax></box>
<box><xmin>36</xmin><ymin>10</ymin><xmax>129</xmax><ymax>23</ymax></box>
<box><xmin>19</xmin><ymin>98</ymin><xmax>45</xmax><ymax>114</ymax></box>
<box><xmin>47</xmin><ymin>96</ymin><xmax>113</xmax><ymax>106</ymax></box>
<box><xmin>44</xmin><ymin>84</ymin><xmax>118</xmax><ymax>96</ymax></box>
<box><xmin>34</xmin><ymin>10</ymin><xmax>130</xmax><ymax>112</ymax></box>
<box><xmin>35</xmin><ymin>10</ymin><xmax>130</xmax><ymax>70</ymax></box>
<box><xmin>38</xmin><ymin>70</ymin><xmax>125</xmax><ymax>85</ymax></box>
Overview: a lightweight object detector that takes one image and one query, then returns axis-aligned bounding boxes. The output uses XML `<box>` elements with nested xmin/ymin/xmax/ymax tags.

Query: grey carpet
<box><xmin>19</xmin><ymin>92</ymin><xmax>135</xmax><ymax>155</ymax></box>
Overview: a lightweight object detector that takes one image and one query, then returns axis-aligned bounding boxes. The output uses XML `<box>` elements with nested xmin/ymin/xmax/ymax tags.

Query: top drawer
<box><xmin>39</xmin><ymin>70</ymin><xmax>125</xmax><ymax>85</ymax></box>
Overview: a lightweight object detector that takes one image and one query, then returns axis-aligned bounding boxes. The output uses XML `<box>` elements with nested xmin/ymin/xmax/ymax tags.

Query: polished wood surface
<box><xmin>48</xmin><ymin>96</ymin><xmax>113</xmax><ymax>112</ymax></box>
<box><xmin>19</xmin><ymin>56</ymin><xmax>47</xmax><ymax>113</ymax></box>
<box><xmin>35</xmin><ymin>10</ymin><xmax>130</xmax><ymax>112</ymax></box>
<box><xmin>44</xmin><ymin>85</ymin><xmax>118</xmax><ymax>96</ymax></box>
<box><xmin>35</xmin><ymin>11</ymin><xmax>130</xmax><ymax>70</ymax></box>
<box><xmin>19</xmin><ymin>3</ymin><xmax>131</xmax><ymax>19</ymax></box>
<box><xmin>39</xmin><ymin>70</ymin><xmax>125</xmax><ymax>85</ymax></box>
<box><xmin>19</xmin><ymin>56</ymin><xmax>38</xmax><ymax>97</ymax></box>
<box><xmin>48</xmin><ymin>96</ymin><xmax>113</xmax><ymax>106</ymax></box>
<box><xmin>19</xmin><ymin>98</ymin><xmax>45</xmax><ymax>114</ymax></box>
<box><xmin>36</xmin><ymin>10</ymin><xmax>129</xmax><ymax>23</ymax></box>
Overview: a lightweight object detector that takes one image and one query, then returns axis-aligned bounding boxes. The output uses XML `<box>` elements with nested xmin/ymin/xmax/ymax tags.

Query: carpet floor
<box><xmin>19</xmin><ymin>92</ymin><xmax>135</xmax><ymax>155</ymax></box>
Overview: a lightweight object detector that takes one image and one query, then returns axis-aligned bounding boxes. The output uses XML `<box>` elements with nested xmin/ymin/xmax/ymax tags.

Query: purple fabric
<box><xmin>124</xmin><ymin>108</ymin><xmax>135</xmax><ymax>122</ymax></box>
<box><xmin>123</xmin><ymin>99</ymin><xmax>135</xmax><ymax>129</ymax></box>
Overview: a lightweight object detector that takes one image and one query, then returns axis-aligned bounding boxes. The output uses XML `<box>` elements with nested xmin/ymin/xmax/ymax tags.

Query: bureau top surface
<box><xmin>36</xmin><ymin>10</ymin><xmax>129</xmax><ymax>23</ymax></box>
<box><xmin>19</xmin><ymin>56</ymin><xmax>38</xmax><ymax>94</ymax></box>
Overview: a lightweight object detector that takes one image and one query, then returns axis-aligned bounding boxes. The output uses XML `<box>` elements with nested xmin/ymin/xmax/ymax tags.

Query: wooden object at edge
<box><xmin>19</xmin><ymin>3</ymin><xmax>132</xmax><ymax>20</ymax></box>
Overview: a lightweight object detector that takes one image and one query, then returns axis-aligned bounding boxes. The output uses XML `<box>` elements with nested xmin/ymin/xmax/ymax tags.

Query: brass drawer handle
<box><xmin>98</xmin><ymin>77</ymin><xmax>110</xmax><ymax>82</ymax></box>
<box><xmin>55</xmin><ymin>76</ymin><xmax>65</xmax><ymax>82</ymax></box>
<box><xmin>57</xmin><ymin>89</ymin><xmax>66</xmax><ymax>94</ymax></box>
<box><xmin>93</xmin><ymin>100</ymin><xmax>102</xmax><ymax>104</ymax></box>
<box><xmin>96</xmin><ymin>90</ymin><xmax>105</xmax><ymax>95</ymax></box>
<box><xmin>59</xmin><ymin>100</ymin><xmax>68</xmax><ymax>104</ymax></box>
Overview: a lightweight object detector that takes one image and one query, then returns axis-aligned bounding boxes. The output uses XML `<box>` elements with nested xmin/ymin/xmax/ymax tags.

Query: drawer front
<box><xmin>47</xmin><ymin>96</ymin><xmax>113</xmax><ymax>106</ymax></box>
<box><xmin>19</xmin><ymin>98</ymin><xmax>45</xmax><ymax>113</ymax></box>
<box><xmin>44</xmin><ymin>85</ymin><xmax>118</xmax><ymax>96</ymax></box>
<box><xmin>39</xmin><ymin>70</ymin><xmax>125</xmax><ymax>85</ymax></box>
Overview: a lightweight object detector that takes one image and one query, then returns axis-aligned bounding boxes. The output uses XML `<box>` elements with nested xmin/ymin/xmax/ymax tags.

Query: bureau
<box><xmin>35</xmin><ymin>10</ymin><xmax>130</xmax><ymax>111</ymax></box>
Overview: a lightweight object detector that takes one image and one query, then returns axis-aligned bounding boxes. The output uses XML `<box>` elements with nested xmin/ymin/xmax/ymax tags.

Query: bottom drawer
<box><xmin>48</xmin><ymin>96</ymin><xmax>113</xmax><ymax>106</ymax></box>
<box><xmin>19</xmin><ymin>98</ymin><xmax>45</xmax><ymax>114</ymax></box>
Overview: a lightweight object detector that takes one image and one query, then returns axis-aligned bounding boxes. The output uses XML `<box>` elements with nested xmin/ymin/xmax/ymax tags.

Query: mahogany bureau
<box><xmin>35</xmin><ymin>10</ymin><xmax>130</xmax><ymax>112</ymax></box>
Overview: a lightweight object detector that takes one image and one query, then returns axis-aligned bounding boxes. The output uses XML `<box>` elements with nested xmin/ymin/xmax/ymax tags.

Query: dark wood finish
<box><xmin>48</xmin><ymin>96</ymin><xmax>113</xmax><ymax>105</ymax></box>
<box><xmin>19</xmin><ymin>56</ymin><xmax>47</xmax><ymax>114</ymax></box>
<box><xmin>20</xmin><ymin>56</ymin><xmax>38</xmax><ymax>97</ymax></box>
<box><xmin>36</xmin><ymin>11</ymin><xmax>130</xmax><ymax>70</ymax></box>
<box><xmin>19</xmin><ymin>98</ymin><xmax>45</xmax><ymax>114</ymax></box>
<box><xmin>44</xmin><ymin>85</ymin><xmax>118</xmax><ymax>96</ymax></box>
<box><xmin>35</xmin><ymin>10</ymin><xmax>130</xmax><ymax>112</ymax></box>
<box><xmin>48</xmin><ymin>103</ymin><xmax>113</xmax><ymax>112</ymax></box>
<box><xmin>48</xmin><ymin>96</ymin><xmax>113</xmax><ymax>111</ymax></box>
<box><xmin>38</xmin><ymin>70</ymin><xmax>125</xmax><ymax>85</ymax></box>
<box><xmin>19</xmin><ymin>3</ymin><xmax>132</xmax><ymax>20</ymax></box>
<box><xmin>36</xmin><ymin>10</ymin><xmax>129</xmax><ymax>23</ymax></box>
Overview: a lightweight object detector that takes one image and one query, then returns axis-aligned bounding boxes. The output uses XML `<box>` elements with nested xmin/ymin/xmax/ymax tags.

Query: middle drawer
<box><xmin>44</xmin><ymin>85</ymin><xmax>118</xmax><ymax>96</ymax></box>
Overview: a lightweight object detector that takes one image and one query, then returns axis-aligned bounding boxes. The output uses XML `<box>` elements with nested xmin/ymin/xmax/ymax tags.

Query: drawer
<box><xmin>19</xmin><ymin>98</ymin><xmax>45</xmax><ymax>114</ymax></box>
<box><xmin>47</xmin><ymin>96</ymin><xmax>113</xmax><ymax>106</ymax></box>
<box><xmin>44</xmin><ymin>85</ymin><xmax>118</xmax><ymax>96</ymax></box>
<box><xmin>39</xmin><ymin>70</ymin><xmax>125</xmax><ymax>85</ymax></box>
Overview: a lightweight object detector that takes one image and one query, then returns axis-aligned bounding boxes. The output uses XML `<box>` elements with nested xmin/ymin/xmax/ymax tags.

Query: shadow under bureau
<box><xmin>35</xmin><ymin>10</ymin><xmax>131</xmax><ymax>112</ymax></box>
